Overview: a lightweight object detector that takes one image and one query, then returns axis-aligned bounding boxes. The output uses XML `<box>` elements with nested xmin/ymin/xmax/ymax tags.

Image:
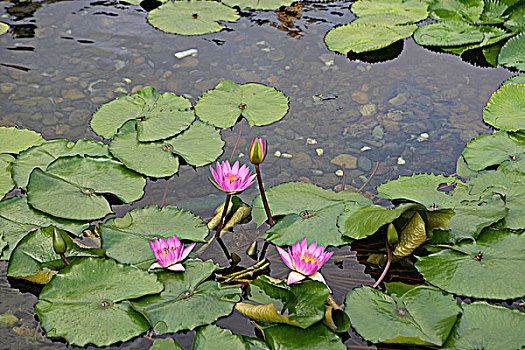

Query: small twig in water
<box><xmin>372</xmin><ymin>240</ymin><xmax>391</xmax><ymax>288</ymax></box>
<box><xmin>160</xmin><ymin>178</ymin><xmax>170</xmax><ymax>207</ymax></box>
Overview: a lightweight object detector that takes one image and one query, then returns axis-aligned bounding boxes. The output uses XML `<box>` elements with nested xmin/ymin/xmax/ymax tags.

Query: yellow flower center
<box><xmin>227</xmin><ymin>174</ymin><xmax>237</xmax><ymax>182</ymax></box>
<box><xmin>300</xmin><ymin>254</ymin><xmax>319</xmax><ymax>266</ymax></box>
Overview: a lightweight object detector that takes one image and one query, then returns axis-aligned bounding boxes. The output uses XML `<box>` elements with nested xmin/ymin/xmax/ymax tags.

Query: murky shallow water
<box><xmin>0</xmin><ymin>0</ymin><xmax>516</xmax><ymax>348</ymax></box>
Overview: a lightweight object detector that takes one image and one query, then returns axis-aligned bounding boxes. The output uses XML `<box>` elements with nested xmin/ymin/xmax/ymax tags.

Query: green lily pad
<box><xmin>90</xmin><ymin>86</ymin><xmax>195</xmax><ymax>140</ymax></box>
<box><xmin>442</xmin><ymin>302</ymin><xmax>525</xmax><ymax>350</ymax></box>
<box><xmin>504</xmin><ymin>4</ymin><xmax>525</xmax><ymax>31</ymax></box>
<box><xmin>27</xmin><ymin>156</ymin><xmax>146</xmax><ymax>221</ymax></box>
<box><xmin>428</xmin><ymin>0</ymin><xmax>484</xmax><ymax>22</ymax></box>
<box><xmin>478</xmin><ymin>0</ymin><xmax>509</xmax><ymax>24</ymax></box>
<box><xmin>498</xmin><ymin>32</ymin><xmax>525</xmax><ymax>71</ymax></box>
<box><xmin>345</xmin><ymin>286</ymin><xmax>461</xmax><ymax>346</ymax></box>
<box><xmin>414</xmin><ymin>20</ymin><xmax>484</xmax><ymax>46</ymax></box>
<box><xmin>482</xmin><ymin>40</ymin><xmax>505</xmax><ymax>66</ymax></box>
<box><xmin>101</xmin><ymin>205</ymin><xmax>208</xmax><ymax>269</ymax></box>
<box><xmin>392</xmin><ymin>211</ymin><xmax>428</xmax><ymax>258</ymax></box>
<box><xmin>148</xmin><ymin>1</ymin><xmax>240</xmax><ymax>36</ymax></box>
<box><xmin>0</xmin><ymin>234</ymin><xmax>6</xmax><ymax>255</ymax></box>
<box><xmin>503</xmin><ymin>73</ymin><xmax>525</xmax><ymax>85</ymax></box>
<box><xmin>0</xmin><ymin>127</ymin><xmax>44</xmax><ymax>154</ymax></box>
<box><xmin>7</xmin><ymin>226</ymin><xmax>105</xmax><ymax>284</ymax></box>
<box><xmin>0</xmin><ymin>22</ymin><xmax>8</xmax><ymax>36</ymax></box>
<box><xmin>261</xmin><ymin>323</ymin><xmax>346</xmax><ymax>350</ymax></box>
<box><xmin>0</xmin><ymin>197</ymin><xmax>89</xmax><ymax>260</ymax></box>
<box><xmin>462</xmin><ymin>131</ymin><xmax>525</xmax><ymax>170</ymax></box>
<box><xmin>0</xmin><ymin>154</ymin><xmax>15</xmax><ymax>199</ymax></box>
<box><xmin>351</xmin><ymin>0</ymin><xmax>429</xmax><ymax>22</ymax></box>
<box><xmin>442</xmin><ymin>25</ymin><xmax>516</xmax><ymax>55</ymax></box>
<box><xmin>193</xmin><ymin>325</ymin><xmax>246</xmax><ymax>350</ymax></box>
<box><xmin>325</xmin><ymin>21</ymin><xmax>416</xmax><ymax>54</ymax></box>
<box><xmin>12</xmin><ymin>139</ymin><xmax>110</xmax><ymax>189</ymax></box>
<box><xmin>195</xmin><ymin>80</ymin><xmax>289</xmax><ymax>128</ymax></box>
<box><xmin>151</xmin><ymin>338</ymin><xmax>184</xmax><ymax>350</ymax></box>
<box><xmin>416</xmin><ymin>229</ymin><xmax>525</xmax><ymax>299</ymax></box>
<box><xmin>35</xmin><ymin>258</ymin><xmax>163</xmax><ymax>346</ymax></box>
<box><xmin>130</xmin><ymin>259</ymin><xmax>242</xmax><ymax>334</ymax></box>
<box><xmin>221</xmin><ymin>0</ymin><xmax>295</xmax><ymax>10</ymax></box>
<box><xmin>236</xmin><ymin>276</ymin><xmax>329</xmax><ymax>328</ymax></box>
<box><xmin>252</xmin><ymin>182</ymin><xmax>371</xmax><ymax>246</ymax></box>
<box><xmin>376</xmin><ymin>173</ymin><xmax>456</xmax><ymax>209</ymax></box>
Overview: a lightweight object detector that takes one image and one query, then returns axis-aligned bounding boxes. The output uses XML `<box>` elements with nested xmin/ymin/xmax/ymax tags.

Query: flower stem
<box><xmin>372</xmin><ymin>240</ymin><xmax>391</xmax><ymax>288</ymax></box>
<box><xmin>60</xmin><ymin>253</ymin><xmax>70</xmax><ymax>266</ymax></box>
<box><xmin>216</xmin><ymin>236</ymin><xmax>231</xmax><ymax>261</ymax></box>
<box><xmin>255</xmin><ymin>164</ymin><xmax>274</xmax><ymax>260</ymax></box>
<box><xmin>215</xmin><ymin>194</ymin><xmax>232</xmax><ymax>238</ymax></box>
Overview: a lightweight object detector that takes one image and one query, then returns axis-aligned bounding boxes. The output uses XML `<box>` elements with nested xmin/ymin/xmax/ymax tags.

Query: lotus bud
<box><xmin>249</xmin><ymin>137</ymin><xmax>267</xmax><ymax>165</ymax></box>
<box><xmin>53</xmin><ymin>228</ymin><xmax>67</xmax><ymax>255</ymax></box>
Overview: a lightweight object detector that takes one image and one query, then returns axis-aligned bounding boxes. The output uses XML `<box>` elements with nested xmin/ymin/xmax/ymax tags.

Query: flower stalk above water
<box><xmin>276</xmin><ymin>237</ymin><xmax>333</xmax><ymax>290</ymax></box>
<box><xmin>148</xmin><ymin>234</ymin><xmax>196</xmax><ymax>271</ymax></box>
<box><xmin>52</xmin><ymin>228</ymin><xmax>69</xmax><ymax>266</ymax></box>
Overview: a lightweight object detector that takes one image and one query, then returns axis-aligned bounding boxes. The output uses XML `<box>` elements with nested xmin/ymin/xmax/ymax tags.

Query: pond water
<box><xmin>0</xmin><ymin>0</ymin><xmax>516</xmax><ymax>349</ymax></box>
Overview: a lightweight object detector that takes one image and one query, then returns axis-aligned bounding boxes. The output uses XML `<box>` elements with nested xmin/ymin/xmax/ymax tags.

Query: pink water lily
<box><xmin>249</xmin><ymin>137</ymin><xmax>267</xmax><ymax>165</ymax></box>
<box><xmin>276</xmin><ymin>237</ymin><xmax>333</xmax><ymax>289</ymax></box>
<box><xmin>148</xmin><ymin>234</ymin><xmax>196</xmax><ymax>272</ymax></box>
<box><xmin>209</xmin><ymin>160</ymin><xmax>256</xmax><ymax>194</ymax></box>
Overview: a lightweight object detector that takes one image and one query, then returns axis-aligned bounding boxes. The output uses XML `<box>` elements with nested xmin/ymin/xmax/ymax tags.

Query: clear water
<box><xmin>0</xmin><ymin>0</ymin><xmax>514</xmax><ymax>348</ymax></box>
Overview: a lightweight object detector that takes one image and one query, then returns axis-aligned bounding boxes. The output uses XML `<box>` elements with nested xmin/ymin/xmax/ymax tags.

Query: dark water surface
<box><xmin>0</xmin><ymin>0</ymin><xmax>515</xmax><ymax>348</ymax></box>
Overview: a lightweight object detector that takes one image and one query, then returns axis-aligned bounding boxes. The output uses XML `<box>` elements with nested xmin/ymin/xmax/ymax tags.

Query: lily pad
<box><xmin>414</xmin><ymin>20</ymin><xmax>484</xmax><ymax>46</ymax></box>
<box><xmin>503</xmin><ymin>73</ymin><xmax>525</xmax><ymax>85</ymax></box>
<box><xmin>504</xmin><ymin>4</ymin><xmax>525</xmax><ymax>31</ymax></box>
<box><xmin>236</xmin><ymin>276</ymin><xmax>329</xmax><ymax>328</ymax></box>
<box><xmin>462</xmin><ymin>131</ymin><xmax>525</xmax><ymax>170</ymax></box>
<box><xmin>376</xmin><ymin>173</ymin><xmax>456</xmax><ymax>209</ymax></box>
<box><xmin>261</xmin><ymin>323</ymin><xmax>346</xmax><ymax>350</ymax></box>
<box><xmin>193</xmin><ymin>325</ymin><xmax>246</xmax><ymax>350</ymax></box>
<box><xmin>442</xmin><ymin>25</ymin><xmax>516</xmax><ymax>54</ymax></box>
<box><xmin>0</xmin><ymin>154</ymin><xmax>15</xmax><ymax>199</ymax></box>
<box><xmin>351</xmin><ymin>0</ymin><xmax>429</xmax><ymax>22</ymax></box>
<box><xmin>7</xmin><ymin>226</ymin><xmax>105</xmax><ymax>284</ymax></box>
<box><xmin>0</xmin><ymin>22</ymin><xmax>8</xmax><ymax>35</ymax></box>
<box><xmin>442</xmin><ymin>302</ymin><xmax>525</xmax><ymax>350</ymax></box>
<box><xmin>345</xmin><ymin>286</ymin><xmax>461</xmax><ymax>346</ymax></box>
<box><xmin>27</xmin><ymin>156</ymin><xmax>146</xmax><ymax>221</ymax></box>
<box><xmin>325</xmin><ymin>21</ymin><xmax>416</xmax><ymax>54</ymax></box>
<box><xmin>428</xmin><ymin>0</ymin><xmax>484</xmax><ymax>22</ymax></box>
<box><xmin>221</xmin><ymin>0</ymin><xmax>295</xmax><ymax>10</ymax></box>
<box><xmin>151</xmin><ymin>338</ymin><xmax>184</xmax><ymax>350</ymax></box>
<box><xmin>195</xmin><ymin>80</ymin><xmax>289</xmax><ymax>128</ymax></box>
<box><xmin>35</xmin><ymin>258</ymin><xmax>163</xmax><ymax>347</ymax></box>
<box><xmin>0</xmin><ymin>127</ymin><xmax>44</xmax><ymax>154</ymax></box>
<box><xmin>101</xmin><ymin>205</ymin><xmax>208</xmax><ymax>269</ymax></box>
<box><xmin>416</xmin><ymin>229</ymin><xmax>525</xmax><ymax>299</ymax></box>
<box><xmin>13</xmin><ymin>139</ymin><xmax>110</xmax><ymax>189</ymax></box>
<box><xmin>148</xmin><ymin>1</ymin><xmax>240</xmax><ymax>36</ymax></box>
<box><xmin>130</xmin><ymin>259</ymin><xmax>242</xmax><ymax>334</ymax></box>
<box><xmin>90</xmin><ymin>86</ymin><xmax>195</xmax><ymax>140</ymax></box>
<box><xmin>478</xmin><ymin>0</ymin><xmax>509</xmax><ymax>24</ymax></box>
<box><xmin>498</xmin><ymin>32</ymin><xmax>525</xmax><ymax>71</ymax></box>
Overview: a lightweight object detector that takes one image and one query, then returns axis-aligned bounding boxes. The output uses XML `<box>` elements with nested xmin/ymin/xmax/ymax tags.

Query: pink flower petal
<box><xmin>167</xmin><ymin>263</ymin><xmax>185</xmax><ymax>272</ymax></box>
<box><xmin>181</xmin><ymin>242</ymin><xmax>196</xmax><ymax>260</ymax></box>
<box><xmin>287</xmin><ymin>271</ymin><xmax>306</xmax><ymax>285</ymax></box>
<box><xmin>276</xmin><ymin>245</ymin><xmax>294</xmax><ymax>270</ymax></box>
<box><xmin>309</xmin><ymin>272</ymin><xmax>331</xmax><ymax>293</ymax></box>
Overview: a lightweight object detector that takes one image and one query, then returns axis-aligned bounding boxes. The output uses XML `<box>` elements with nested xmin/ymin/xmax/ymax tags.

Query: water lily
<box><xmin>249</xmin><ymin>136</ymin><xmax>267</xmax><ymax>165</ymax></box>
<box><xmin>148</xmin><ymin>234</ymin><xmax>196</xmax><ymax>271</ymax></box>
<box><xmin>209</xmin><ymin>160</ymin><xmax>256</xmax><ymax>195</ymax></box>
<box><xmin>276</xmin><ymin>237</ymin><xmax>333</xmax><ymax>288</ymax></box>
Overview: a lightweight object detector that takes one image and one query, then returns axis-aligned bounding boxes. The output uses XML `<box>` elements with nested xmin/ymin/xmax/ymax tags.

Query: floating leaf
<box><xmin>351</xmin><ymin>0</ymin><xmax>429</xmax><ymax>22</ymax></box>
<box><xmin>27</xmin><ymin>157</ymin><xmax>146</xmax><ymax>221</ymax></box>
<box><xmin>101</xmin><ymin>206</ymin><xmax>208</xmax><ymax>269</ymax></box>
<box><xmin>428</xmin><ymin>0</ymin><xmax>484</xmax><ymax>22</ymax></box>
<box><xmin>0</xmin><ymin>22</ymin><xmax>8</xmax><ymax>36</ymax></box>
<box><xmin>462</xmin><ymin>131</ymin><xmax>525</xmax><ymax>170</ymax></box>
<box><xmin>236</xmin><ymin>276</ymin><xmax>329</xmax><ymax>328</ymax></box>
<box><xmin>416</xmin><ymin>229</ymin><xmax>525</xmax><ymax>299</ymax></box>
<box><xmin>90</xmin><ymin>87</ymin><xmax>194</xmax><ymax>141</ymax></box>
<box><xmin>442</xmin><ymin>302</ymin><xmax>525</xmax><ymax>350</ymax></box>
<box><xmin>193</xmin><ymin>325</ymin><xmax>246</xmax><ymax>350</ymax></box>
<box><xmin>325</xmin><ymin>21</ymin><xmax>416</xmax><ymax>54</ymax></box>
<box><xmin>35</xmin><ymin>258</ymin><xmax>163</xmax><ymax>346</ymax></box>
<box><xmin>150</xmin><ymin>338</ymin><xmax>184</xmax><ymax>350</ymax></box>
<box><xmin>392</xmin><ymin>211</ymin><xmax>427</xmax><ymax>258</ymax></box>
<box><xmin>0</xmin><ymin>127</ymin><xmax>44</xmax><ymax>154</ymax></box>
<box><xmin>7</xmin><ymin>227</ymin><xmax>104</xmax><ymax>284</ymax></box>
<box><xmin>442</xmin><ymin>25</ymin><xmax>516</xmax><ymax>54</ymax></box>
<box><xmin>482</xmin><ymin>40</ymin><xmax>505</xmax><ymax>66</ymax></box>
<box><xmin>195</xmin><ymin>80</ymin><xmax>289</xmax><ymax>128</ymax></box>
<box><xmin>478</xmin><ymin>0</ymin><xmax>509</xmax><ymax>24</ymax></box>
<box><xmin>13</xmin><ymin>139</ymin><xmax>110</xmax><ymax>189</ymax></box>
<box><xmin>376</xmin><ymin>173</ymin><xmax>456</xmax><ymax>209</ymax></box>
<box><xmin>130</xmin><ymin>259</ymin><xmax>242</xmax><ymax>334</ymax></box>
<box><xmin>261</xmin><ymin>323</ymin><xmax>346</xmax><ymax>350</ymax></box>
<box><xmin>383</xmin><ymin>282</ymin><xmax>422</xmax><ymax>296</ymax></box>
<box><xmin>414</xmin><ymin>20</ymin><xmax>484</xmax><ymax>46</ymax></box>
<box><xmin>0</xmin><ymin>234</ymin><xmax>6</xmax><ymax>255</ymax></box>
<box><xmin>345</xmin><ymin>286</ymin><xmax>461</xmax><ymax>346</ymax></box>
<box><xmin>221</xmin><ymin>0</ymin><xmax>295</xmax><ymax>10</ymax></box>
<box><xmin>498</xmin><ymin>32</ymin><xmax>525</xmax><ymax>71</ymax></box>
<box><xmin>148</xmin><ymin>1</ymin><xmax>240</xmax><ymax>35</ymax></box>
<box><xmin>504</xmin><ymin>4</ymin><xmax>525</xmax><ymax>31</ymax></box>
<box><xmin>503</xmin><ymin>73</ymin><xmax>525</xmax><ymax>85</ymax></box>
<box><xmin>252</xmin><ymin>182</ymin><xmax>371</xmax><ymax>246</ymax></box>
<box><xmin>0</xmin><ymin>154</ymin><xmax>15</xmax><ymax>199</ymax></box>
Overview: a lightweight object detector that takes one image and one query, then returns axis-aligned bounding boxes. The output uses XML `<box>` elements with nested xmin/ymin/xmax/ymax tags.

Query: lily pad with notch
<box><xmin>27</xmin><ymin>156</ymin><xmax>146</xmax><ymax>221</ymax></box>
<box><xmin>261</xmin><ymin>323</ymin><xmax>346</xmax><ymax>350</ymax></box>
<box><xmin>0</xmin><ymin>154</ymin><xmax>15</xmax><ymax>199</ymax></box>
<box><xmin>148</xmin><ymin>1</ymin><xmax>240</xmax><ymax>36</ymax></box>
<box><xmin>130</xmin><ymin>259</ymin><xmax>242</xmax><ymax>334</ymax></box>
<box><xmin>483</xmin><ymin>83</ymin><xmax>525</xmax><ymax>131</ymax></box>
<box><xmin>101</xmin><ymin>205</ymin><xmax>208</xmax><ymax>269</ymax></box>
<box><xmin>442</xmin><ymin>25</ymin><xmax>516</xmax><ymax>55</ymax></box>
<box><xmin>90</xmin><ymin>86</ymin><xmax>195</xmax><ymax>140</ymax></box>
<box><xmin>462</xmin><ymin>131</ymin><xmax>525</xmax><ymax>170</ymax></box>
<box><xmin>478</xmin><ymin>0</ymin><xmax>509</xmax><ymax>24</ymax></box>
<box><xmin>12</xmin><ymin>139</ymin><xmax>110</xmax><ymax>189</ymax></box>
<box><xmin>35</xmin><ymin>257</ymin><xmax>164</xmax><ymax>346</ymax></box>
<box><xmin>414</xmin><ymin>20</ymin><xmax>484</xmax><ymax>47</ymax></box>
<box><xmin>416</xmin><ymin>228</ymin><xmax>525</xmax><ymax>299</ymax></box>
<box><xmin>428</xmin><ymin>0</ymin><xmax>484</xmax><ymax>22</ymax></box>
<box><xmin>192</xmin><ymin>325</ymin><xmax>247</xmax><ymax>350</ymax></box>
<box><xmin>222</xmin><ymin>0</ymin><xmax>295</xmax><ymax>10</ymax></box>
<box><xmin>345</xmin><ymin>286</ymin><xmax>461</xmax><ymax>346</ymax></box>
<box><xmin>351</xmin><ymin>0</ymin><xmax>429</xmax><ymax>23</ymax></box>
<box><xmin>504</xmin><ymin>3</ymin><xmax>525</xmax><ymax>31</ymax></box>
<box><xmin>195</xmin><ymin>80</ymin><xmax>289</xmax><ymax>128</ymax></box>
<box><xmin>0</xmin><ymin>127</ymin><xmax>44</xmax><ymax>154</ymax></box>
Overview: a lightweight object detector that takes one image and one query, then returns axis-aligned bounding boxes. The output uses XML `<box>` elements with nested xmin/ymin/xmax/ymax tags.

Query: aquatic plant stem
<box><xmin>358</xmin><ymin>161</ymin><xmax>379</xmax><ymax>193</ymax></box>
<box><xmin>59</xmin><ymin>253</ymin><xmax>70</xmax><ymax>266</ymax></box>
<box><xmin>160</xmin><ymin>178</ymin><xmax>170</xmax><ymax>207</ymax></box>
<box><xmin>216</xmin><ymin>236</ymin><xmax>232</xmax><ymax>261</ymax></box>
<box><xmin>255</xmin><ymin>164</ymin><xmax>274</xmax><ymax>226</ymax></box>
<box><xmin>229</xmin><ymin>123</ymin><xmax>243</xmax><ymax>162</ymax></box>
<box><xmin>372</xmin><ymin>240</ymin><xmax>391</xmax><ymax>288</ymax></box>
<box><xmin>215</xmin><ymin>194</ymin><xmax>232</xmax><ymax>238</ymax></box>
